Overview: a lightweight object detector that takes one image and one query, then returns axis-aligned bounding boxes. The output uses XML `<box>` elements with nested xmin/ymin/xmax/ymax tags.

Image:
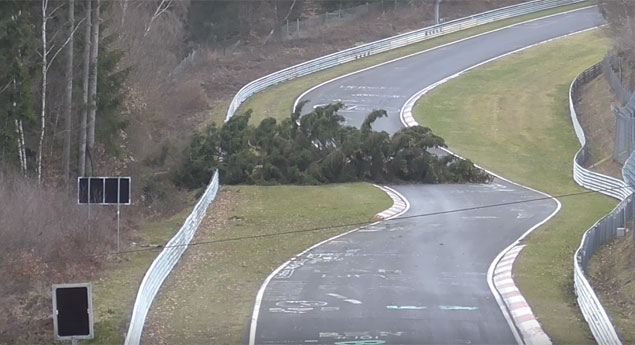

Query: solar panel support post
<box><xmin>71</xmin><ymin>337</ymin><xmax>78</xmax><ymax>345</ymax></box>
<box><xmin>87</xmin><ymin>177</ymin><xmax>91</xmax><ymax>225</ymax></box>
<box><xmin>117</xmin><ymin>178</ymin><xmax>121</xmax><ymax>252</ymax></box>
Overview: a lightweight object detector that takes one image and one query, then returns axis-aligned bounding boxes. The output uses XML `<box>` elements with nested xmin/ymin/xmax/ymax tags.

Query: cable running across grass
<box><xmin>0</xmin><ymin>183</ymin><xmax>627</xmax><ymax>269</ymax></box>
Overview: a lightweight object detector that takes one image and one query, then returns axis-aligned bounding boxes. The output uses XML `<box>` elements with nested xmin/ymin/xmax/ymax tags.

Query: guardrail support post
<box><xmin>435</xmin><ymin>0</ymin><xmax>443</xmax><ymax>24</ymax></box>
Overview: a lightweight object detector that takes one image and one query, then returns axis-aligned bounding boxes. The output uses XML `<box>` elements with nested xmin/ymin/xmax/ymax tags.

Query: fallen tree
<box><xmin>175</xmin><ymin>102</ymin><xmax>491</xmax><ymax>187</ymax></box>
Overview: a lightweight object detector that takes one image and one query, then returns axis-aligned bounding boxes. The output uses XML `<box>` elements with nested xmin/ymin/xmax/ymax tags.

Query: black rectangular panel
<box><xmin>119</xmin><ymin>178</ymin><xmax>130</xmax><ymax>204</ymax></box>
<box><xmin>78</xmin><ymin>178</ymin><xmax>89</xmax><ymax>204</ymax></box>
<box><xmin>55</xmin><ymin>287</ymin><xmax>90</xmax><ymax>337</ymax></box>
<box><xmin>104</xmin><ymin>178</ymin><xmax>119</xmax><ymax>204</ymax></box>
<box><xmin>89</xmin><ymin>178</ymin><xmax>104</xmax><ymax>204</ymax></box>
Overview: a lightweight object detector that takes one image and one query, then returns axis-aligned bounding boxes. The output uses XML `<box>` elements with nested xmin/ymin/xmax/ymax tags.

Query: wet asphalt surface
<box><xmin>249</xmin><ymin>7</ymin><xmax>602</xmax><ymax>345</ymax></box>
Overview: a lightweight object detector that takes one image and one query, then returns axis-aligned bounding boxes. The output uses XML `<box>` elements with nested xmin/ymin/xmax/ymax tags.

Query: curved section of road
<box><xmin>249</xmin><ymin>7</ymin><xmax>602</xmax><ymax>345</ymax></box>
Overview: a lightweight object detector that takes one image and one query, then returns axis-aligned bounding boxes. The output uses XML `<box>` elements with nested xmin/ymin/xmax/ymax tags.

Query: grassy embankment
<box><xmin>588</xmin><ymin>230</ymin><xmax>635</xmax><ymax>344</ymax></box>
<box><xmin>575</xmin><ymin>74</ymin><xmax>623</xmax><ymax>178</ymax></box>
<box><xmin>413</xmin><ymin>30</ymin><xmax>615</xmax><ymax>344</ymax></box>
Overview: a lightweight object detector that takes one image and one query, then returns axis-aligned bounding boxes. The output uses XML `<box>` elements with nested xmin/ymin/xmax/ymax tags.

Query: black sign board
<box><xmin>52</xmin><ymin>283</ymin><xmax>94</xmax><ymax>340</ymax></box>
<box><xmin>78</xmin><ymin>177</ymin><xmax>131</xmax><ymax>205</ymax></box>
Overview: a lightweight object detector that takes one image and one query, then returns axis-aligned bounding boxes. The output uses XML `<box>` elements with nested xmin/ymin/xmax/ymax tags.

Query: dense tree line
<box><xmin>186</xmin><ymin>0</ymin><xmax>436</xmax><ymax>44</ymax></box>
<box><xmin>0</xmin><ymin>0</ymin><xmax>126</xmax><ymax>181</ymax></box>
<box><xmin>176</xmin><ymin>103</ymin><xmax>491</xmax><ymax>187</ymax></box>
<box><xmin>599</xmin><ymin>0</ymin><xmax>635</xmax><ymax>88</ymax></box>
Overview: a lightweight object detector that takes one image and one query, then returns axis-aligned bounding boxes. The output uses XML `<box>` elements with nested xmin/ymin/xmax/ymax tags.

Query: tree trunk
<box><xmin>86</xmin><ymin>0</ymin><xmax>99</xmax><ymax>176</ymax></box>
<box><xmin>79</xmin><ymin>0</ymin><xmax>91</xmax><ymax>176</ymax></box>
<box><xmin>38</xmin><ymin>0</ymin><xmax>49</xmax><ymax>184</ymax></box>
<box><xmin>62</xmin><ymin>0</ymin><xmax>75</xmax><ymax>180</ymax></box>
<box><xmin>15</xmin><ymin>119</ymin><xmax>27</xmax><ymax>176</ymax></box>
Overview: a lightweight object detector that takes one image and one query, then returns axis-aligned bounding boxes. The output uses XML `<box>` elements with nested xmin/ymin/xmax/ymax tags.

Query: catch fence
<box><xmin>570</xmin><ymin>64</ymin><xmax>631</xmax><ymax>345</ymax></box>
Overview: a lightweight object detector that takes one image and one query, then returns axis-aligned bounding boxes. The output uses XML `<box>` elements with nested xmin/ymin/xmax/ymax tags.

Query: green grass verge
<box><xmin>413</xmin><ymin>30</ymin><xmax>616</xmax><ymax>344</ymax></box>
<box><xmin>87</xmin><ymin>206</ymin><xmax>193</xmax><ymax>345</ymax></box>
<box><xmin>231</xmin><ymin>1</ymin><xmax>592</xmax><ymax>125</ymax></box>
<box><xmin>144</xmin><ymin>184</ymin><xmax>391</xmax><ymax>344</ymax></box>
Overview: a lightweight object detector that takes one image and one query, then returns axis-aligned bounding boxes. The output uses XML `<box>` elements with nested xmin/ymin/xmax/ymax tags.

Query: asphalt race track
<box><xmin>249</xmin><ymin>7</ymin><xmax>602</xmax><ymax>345</ymax></box>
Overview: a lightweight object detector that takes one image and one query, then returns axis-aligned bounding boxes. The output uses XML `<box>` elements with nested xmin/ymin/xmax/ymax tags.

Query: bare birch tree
<box><xmin>37</xmin><ymin>0</ymin><xmax>51</xmax><ymax>183</ymax></box>
<box><xmin>145</xmin><ymin>0</ymin><xmax>173</xmax><ymax>37</ymax></box>
<box><xmin>38</xmin><ymin>0</ymin><xmax>83</xmax><ymax>183</ymax></box>
<box><xmin>62</xmin><ymin>0</ymin><xmax>75</xmax><ymax>180</ymax></box>
<box><xmin>86</xmin><ymin>0</ymin><xmax>99</xmax><ymax>176</ymax></box>
<box><xmin>79</xmin><ymin>0</ymin><xmax>91</xmax><ymax>176</ymax></box>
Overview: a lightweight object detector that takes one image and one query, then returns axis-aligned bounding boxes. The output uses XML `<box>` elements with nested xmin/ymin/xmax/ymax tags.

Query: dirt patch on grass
<box><xmin>574</xmin><ymin>73</ymin><xmax>623</xmax><ymax>179</ymax></box>
<box><xmin>588</xmin><ymin>230</ymin><xmax>635</xmax><ymax>344</ymax></box>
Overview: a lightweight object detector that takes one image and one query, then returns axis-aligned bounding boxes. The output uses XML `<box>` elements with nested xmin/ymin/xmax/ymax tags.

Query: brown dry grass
<box><xmin>588</xmin><ymin>229</ymin><xmax>635</xmax><ymax>344</ymax></box>
<box><xmin>0</xmin><ymin>171</ymin><xmax>117</xmax><ymax>345</ymax></box>
<box><xmin>141</xmin><ymin>189</ymin><xmax>238</xmax><ymax>345</ymax></box>
<box><xmin>574</xmin><ymin>73</ymin><xmax>624</xmax><ymax>179</ymax></box>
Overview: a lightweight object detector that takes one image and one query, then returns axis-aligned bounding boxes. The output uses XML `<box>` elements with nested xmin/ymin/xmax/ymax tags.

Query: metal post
<box><xmin>435</xmin><ymin>0</ymin><xmax>443</xmax><ymax>24</ymax></box>
<box><xmin>117</xmin><ymin>177</ymin><xmax>121</xmax><ymax>252</ymax></box>
<box><xmin>87</xmin><ymin>178</ymin><xmax>91</xmax><ymax>242</ymax></box>
<box><xmin>71</xmin><ymin>337</ymin><xmax>78</xmax><ymax>345</ymax></box>
<box><xmin>296</xmin><ymin>18</ymin><xmax>299</xmax><ymax>34</ymax></box>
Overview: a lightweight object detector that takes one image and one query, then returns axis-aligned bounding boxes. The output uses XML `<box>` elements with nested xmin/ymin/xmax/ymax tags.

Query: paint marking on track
<box><xmin>439</xmin><ymin>305</ymin><xmax>479</xmax><ymax>311</ymax></box>
<box><xmin>387</xmin><ymin>305</ymin><xmax>427</xmax><ymax>310</ymax></box>
<box><xmin>328</xmin><ymin>293</ymin><xmax>363</xmax><ymax>304</ymax></box>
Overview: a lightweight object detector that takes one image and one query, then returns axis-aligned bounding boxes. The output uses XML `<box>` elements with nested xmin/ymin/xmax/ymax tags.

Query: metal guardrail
<box><xmin>226</xmin><ymin>0</ymin><xmax>586</xmax><ymax>121</ymax></box>
<box><xmin>569</xmin><ymin>64</ymin><xmax>631</xmax><ymax>345</ymax></box>
<box><xmin>602</xmin><ymin>54</ymin><xmax>635</xmax><ymax>164</ymax></box>
<box><xmin>123</xmin><ymin>1</ymin><xmax>588</xmax><ymax>344</ymax></box>
<box><xmin>124</xmin><ymin>172</ymin><xmax>219</xmax><ymax>345</ymax></box>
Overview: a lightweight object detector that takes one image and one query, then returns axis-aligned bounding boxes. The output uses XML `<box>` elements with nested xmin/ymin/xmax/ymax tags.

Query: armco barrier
<box><xmin>226</xmin><ymin>0</ymin><xmax>587</xmax><ymax>122</ymax></box>
<box><xmin>124</xmin><ymin>172</ymin><xmax>219</xmax><ymax>345</ymax></box>
<box><xmin>570</xmin><ymin>64</ymin><xmax>631</xmax><ymax>345</ymax></box>
<box><xmin>124</xmin><ymin>1</ymin><xmax>588</xmax><ymax>344</ymax></box>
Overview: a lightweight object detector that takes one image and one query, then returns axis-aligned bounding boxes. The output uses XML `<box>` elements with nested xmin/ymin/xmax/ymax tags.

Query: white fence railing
<box><xmin>124</xmin><ymin>172</ymin><xmax>219</xmax><ymax>345</ymax></box>
<box><xmin>569</xmin><ymin>64</ymin><xmax>630</xmax><ymax>345</ymax></box>
<box><xmin>123</xmin><ymin>1</ymin><xmax>588</xmax><ymax>344</ymax></box>
<box><xmin>227</xmin><ymin>0</ymin><xmax>586</xmax><ymax>121</ymax></box>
